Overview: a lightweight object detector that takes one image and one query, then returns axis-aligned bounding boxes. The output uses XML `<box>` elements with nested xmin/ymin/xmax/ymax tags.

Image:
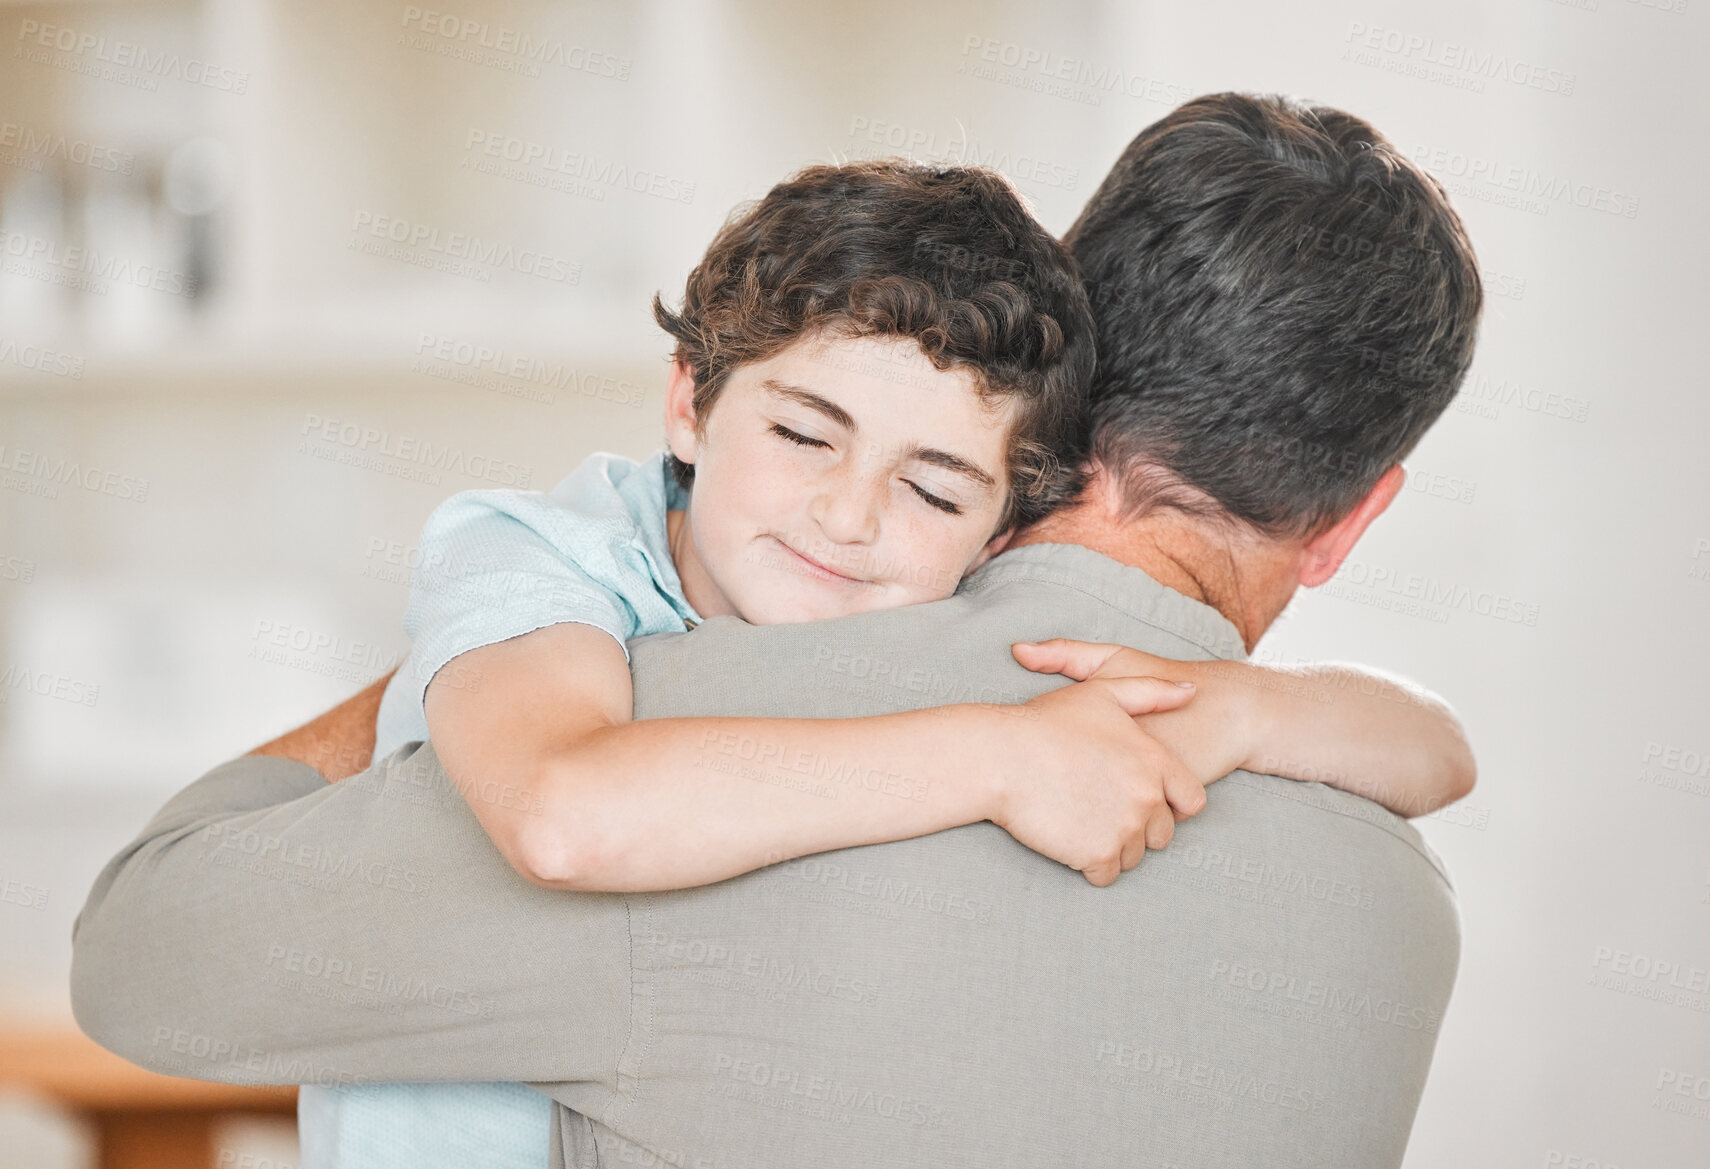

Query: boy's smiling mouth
<box><xmin>768</xmin><ymin>535</ymin><xmax>873</xmax><ymax>585</ymax></box>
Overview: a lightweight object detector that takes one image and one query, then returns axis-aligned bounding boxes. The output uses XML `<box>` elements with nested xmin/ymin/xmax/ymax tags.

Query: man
<box><xmin>70</xmin><ymin>93</ymin><xmax>1482</xmax><ymax>1168</ymax></box>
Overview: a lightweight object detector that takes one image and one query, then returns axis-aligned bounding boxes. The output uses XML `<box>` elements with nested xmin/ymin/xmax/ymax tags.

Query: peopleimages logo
<box><xmin>297</xmin><ymin>414</ymin><xmax>533</xmax><ymax>488</ymax></box>
<box><xmin>15</xmin><ymin>19</ymin><xmax>250</xmax><ymax>92</ymax></box>
<box><xmin>846</xmin><ymin>116</ymin><xmax>1080</xmax><ymax>192</ymax></box>
<box><xmin>1690</xmin><ymin>538</ymin><xmax>1710</xmax><ymax>584</ymax></box>
<box><xmin>955</xmin><ymin>33</ymin><xmax>1195</xmax><ymax>108</ymax></box>
<box><xmin>1343</xmin><ymin>23</ymin><xmax>1577</xmax><ymax>96</ymax></box>
<box><xmin>1642</xmin><ymin>741</ymin><xmax>1710</xmax><ymax>777</ymax></box>
<box><xmin>1411</xmin><ymin>144</ymin><xmax>1640</xmax><ymax>220</ymax></box>
<box><xmin>349</xmin><ymin>211</ymin><xmax>580</xmax><ymax>285</ymax></box>
<box><xmin>777</xmin><ymin>856</ymin><xmax>993</xmax><ymax>923</ymax></box>
<box><xmin>0</xmin><ymin>443</ymin><xmax>150</xmax><ymax>503</ymax></box>
<box><xmin>0</xmin><ymin>877</ymin><xmax>48</xmax><ymax>911</ymax></box>
<box><xmin>0</xmin><ymin>338</ymin><xmax>84</xmax><ymax>379</ymax></box>
<box><xmin>411</xmin><ymin>332</ymin><xmax>646</xmax><ymax>408</ymax></box>
<box><xmin>1329</xmin><ymin>559</ymin><xmax>1541</xmax><ymax>627</ymax></box>
<box><xmin>150</xmin><ymin>1026</ymin><xmax>367</xmax><ymax>1087</ymax></box>
<box><xmin>201</xmin><ymin>823</ymin><xmax>431</xmax><ymax>897</ymax></box>
<box><xmin>0</xmin><ymin>555</ymin><xmax>36</xmax><ymax>584</ymax></box>
<box><xmin>263</xmin><ymin>944</ymin><xmax>494</xmax><ymax>1018</ymax></box>
<box><xmin>1092</xmin><ymin>1040</ymin><xmax>1325</xmax><ymax>1113</ymax></box>
<box><xmin>1207</xmin><ymin>959</ymin><xmax>1441</xmax><ymax>1032</ymax></box>
<box><xmin>0</xmin><ymin>663</ymin><xmax>99</xmax><ymax>707</ymax></box>
<box><xmin>0</xmin><ymin>122</ymin><xmax>134</xmax><ymax>174</ymax></box>
<box><xmin>1634</xmin><ymin>739</ymin><xmax>1710</xmax><ymax>799</ymax></box>
<box><xmin>248</xmin><ymin>619</ymin><xmax>399</xmax><ymax>685</ymax></box>
<box><xmin>709</xmin><ymin>1053</ymin><xmax>945</xmax><ymax>1128</ymax></box>
<box><xmin>0</xmin><ymin>227</ymin><xmax>200</xmax><ymax>297</ymax></box>
<box><xmin>461</xmin><ymin>130</ymin><xmax>695</xmax><ymax>203</ymax></box>
<box><xmin>1588</xmin><ymin>944</ymin><xmax>1710</xmax><ymax>1014</ymax></box>
<box><xmin>399</xmin><ymin>6</ymin><xmax>631</xmax><ymax>79</ymax></box>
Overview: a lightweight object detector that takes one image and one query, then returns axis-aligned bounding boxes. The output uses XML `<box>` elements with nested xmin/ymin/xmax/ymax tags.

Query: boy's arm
<box><xmin>1013</xmin><ymin>640</ymin><xmax>1476</xmax><ymax>818</ymax></box>
<box><xmin>1225</xmin><ymin>659</ymin><xmax>1475</xmax><ymax>815</ymax></box>
<box><xmin>426</xmin><ymin>622</ymin><xmax>1207</xmax><ymax>892</ymax></box>
<box><xmin>249</xmin><ymin>669</ymin><xmax>396</xmax><ymax>780</ymax></box>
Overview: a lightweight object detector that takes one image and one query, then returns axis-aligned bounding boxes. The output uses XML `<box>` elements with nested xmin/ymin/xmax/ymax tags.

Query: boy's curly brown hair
<box><xmin>652</xmin><ymin>160</ymin><xmax>1096</xmax><ymax>532</ymax></box>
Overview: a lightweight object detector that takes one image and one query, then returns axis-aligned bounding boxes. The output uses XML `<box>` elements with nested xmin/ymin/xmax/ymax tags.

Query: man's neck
<box><xmin>1008</xmin><ymin>490</ymin><xmax>1298</xmax><ymax>653</ymax></box>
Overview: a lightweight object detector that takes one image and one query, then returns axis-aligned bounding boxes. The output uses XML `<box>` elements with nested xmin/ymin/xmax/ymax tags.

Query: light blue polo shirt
<box><xmin>373</xmin><ymin>448</ymin><xmax>701</xmax><ymax>759</ymax></box>
<box><xmin>309</xmin><ymin>449</ymin><xmax>699</xmax><ymax>1169</ymax></box>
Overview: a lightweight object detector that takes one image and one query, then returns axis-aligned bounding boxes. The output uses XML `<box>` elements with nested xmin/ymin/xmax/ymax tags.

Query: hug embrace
<box><xmin>73</xmin><ymin>92</ymin><xmax>1483</xmax><ymax>1168</ymax></box>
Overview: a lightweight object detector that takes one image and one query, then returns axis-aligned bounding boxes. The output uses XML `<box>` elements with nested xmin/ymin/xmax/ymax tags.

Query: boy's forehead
<box><xmin>768</xmin><ymin>333</ymin><xmax>997</xmax><ymax>408</ymax></box>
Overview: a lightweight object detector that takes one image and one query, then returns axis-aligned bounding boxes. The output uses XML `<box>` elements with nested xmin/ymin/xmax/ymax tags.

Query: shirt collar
<box><xmin>628</xmin><ymin>449</ymin><xmax>703</xmax><ymax>626</ymax></box>
<box><xmin>959</xmin><ymin>542</ymin><xmax>1249</xmax><ymax>662</ymax></box>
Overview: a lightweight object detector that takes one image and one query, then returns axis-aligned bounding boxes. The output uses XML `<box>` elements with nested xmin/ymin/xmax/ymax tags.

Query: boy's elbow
<box><xmin>1439</xmin><ymin>745</ymin><xmax>1477</xmax><ymax>807</ymax></box>
<box><xmin>479</xmin><ymin>755</ymin><xmax>624</xmax><ymax>891</ymax></box>
<box><xmin>1436</xmin><ymin>712</ymin><xmax>1477</xmax><ymax>807</ymax></box>
<box><xmin>1451</xmin><ymin>759</ymin><xmax>1477</xmax><ymax>803</ymax></box>
<box><xmin>1454</xmin><ymin>731</ymin><xmax>1478</xmax><ymax>798</ymax></box>
<box><xmin>510</xmin><ymin>816</ymin><xmax>612</xmax><ymax>891</ymax></box>
<box><xmin>511</xmin><ymin>822</ymin><xmax>580</xmax><ymax>888</ymax></box>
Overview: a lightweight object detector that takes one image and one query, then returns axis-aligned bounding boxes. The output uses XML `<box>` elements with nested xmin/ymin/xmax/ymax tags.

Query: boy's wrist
<box><xmin>942</xmin><ymin>702</ymin><xmax>1027</xmax><ymax>827</ymax></box>
<box><xmin>1198</xmin><ymin>659</ymin><xmax>1271</xmax><ymax>775</ymax></box>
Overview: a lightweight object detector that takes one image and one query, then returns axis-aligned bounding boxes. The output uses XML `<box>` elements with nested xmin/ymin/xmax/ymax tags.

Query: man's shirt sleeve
<box><xmin>69</xmin><ymin>745</ymin><xmax>634</xmax><ymax>1087</ymax></box>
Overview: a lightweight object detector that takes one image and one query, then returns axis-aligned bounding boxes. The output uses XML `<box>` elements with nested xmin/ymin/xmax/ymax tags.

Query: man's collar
<box><xmin>960</xmin><ymin>542</ymin><xmax>1248</xmax><ymax>662</ymax></box>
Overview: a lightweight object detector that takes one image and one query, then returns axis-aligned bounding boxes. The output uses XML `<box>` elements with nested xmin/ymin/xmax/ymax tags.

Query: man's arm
<box><xmin>69</xmin><ymin>742</ymin><xmax>631</xmax><ymax>1086</ymax></box>
<box><xmin>248</xmin><ymin>669</ymin><xmax>395</xmax><ymax>781</ymax></box>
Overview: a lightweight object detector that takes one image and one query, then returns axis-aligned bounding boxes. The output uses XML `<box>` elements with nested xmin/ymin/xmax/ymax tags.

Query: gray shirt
<box><xmin>70</xmin><ymin>542</ymin><xmax>1460</xmax><ymax>1168</ymax></box>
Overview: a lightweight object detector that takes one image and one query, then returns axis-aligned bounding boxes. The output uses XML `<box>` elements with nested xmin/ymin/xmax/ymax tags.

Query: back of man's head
<box><xmin>1065</xmin><ymin>92</ymin><xmax>1483</xmax><ymax>537</ymax></box>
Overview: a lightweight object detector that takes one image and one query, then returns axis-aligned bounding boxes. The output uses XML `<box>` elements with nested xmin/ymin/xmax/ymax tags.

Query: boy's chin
<box><xmin>741</xmin><ymin>589</ymin><xmax>871</xmax><ymax>628</ymax></box>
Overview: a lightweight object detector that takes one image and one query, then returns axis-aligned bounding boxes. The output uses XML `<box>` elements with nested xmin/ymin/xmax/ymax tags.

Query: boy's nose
<box><xmin>809</xmin><ymin>474</ymin><xmax>882</xmax><ymax>548</ymax></box>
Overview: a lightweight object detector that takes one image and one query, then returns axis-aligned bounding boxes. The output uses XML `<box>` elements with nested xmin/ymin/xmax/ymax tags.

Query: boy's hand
<box><xmin>987</xmin><ymin>641</ymin><xmax>1208</xmax><ymax>888</ymax></box>
<box><xmin>1014</xmin><ymin>639</ymin><xmax>1195</xmax><ymax>691</ymax></box>
<box><xmin>1016</xmin><ymin>638</ymin><xmax>1258</xmax><ymax>789</ymax></box>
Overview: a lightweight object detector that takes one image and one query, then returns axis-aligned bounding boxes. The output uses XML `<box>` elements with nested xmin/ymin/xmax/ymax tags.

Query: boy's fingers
<box><xmin>1119</xmin><ymin>837</ymin><xmax>1146</xmax><ymax>873</ymax></box>
<box><xmin>1011</xmin><ymin>638</ymin><xmax>1125</xmax><ymax>680</ymax></box>
<box><xmin>1144</xmin><ymin>806</ymin><xmax>1175</xmax><ymax>851</ymax></box>
<box><xmin>1163</xmin><ymin>766</ymin><xmax>1207</xmax><ymax>819</ymax></box>
<box><xmin>1100</xmin><ymin>675</ymin><xmax>1197</xmax><ymax>718</ymax></box>
<box><xmin>1082</xmin><ymin>857</ymin><xmax>1120</xmax><ymax>887</ymax></box>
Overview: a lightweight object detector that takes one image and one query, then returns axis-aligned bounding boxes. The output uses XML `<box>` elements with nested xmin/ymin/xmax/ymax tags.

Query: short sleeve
<box><xmin>393</xmin><ymin>489</ymin><xmax>636</xmax><ymax>732</ymax></box>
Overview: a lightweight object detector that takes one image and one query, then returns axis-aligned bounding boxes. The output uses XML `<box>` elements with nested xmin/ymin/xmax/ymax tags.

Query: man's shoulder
<box><xmin>1217</xmin><ymin>769</ymin><xmax>1454</xmax><ymax>892</ymax></box>
<box><xmin>629</xmin><ymin>541</ymin><xmax>1245</xmax><ymax>674</ymax></box>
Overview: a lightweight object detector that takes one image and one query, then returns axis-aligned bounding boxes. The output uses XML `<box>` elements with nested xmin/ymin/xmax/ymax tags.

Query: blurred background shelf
<box><xmin>0</xmin><ymin>1025</ymin><xmax>295</xmax><ymax>1169</ymax></box>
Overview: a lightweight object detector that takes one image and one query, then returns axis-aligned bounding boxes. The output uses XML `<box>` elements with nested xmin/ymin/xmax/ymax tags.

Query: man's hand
<box><xmin>249</xmin><ymin>668</ymin><xmax>397</xmax><ymax>781</ymax></box>
<box><xmin>987</xmin><ymin>642</ymin><xmax>1208</xmax><ymax>888</ymax></box>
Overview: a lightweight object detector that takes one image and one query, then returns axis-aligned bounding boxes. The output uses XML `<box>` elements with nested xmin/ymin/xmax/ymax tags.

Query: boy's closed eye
<box><xmin>769</xmin><ymin>421</ymin><xmax>829</xmax><ymax>449</ymax></box>
<box><xmin>906</xmin><ymin>483</ymin><xmax>963</xmax><ymax>515</ymax></box>
<box><xmin>768</xmin><ymin>422</ymin><xmax>965</xmax><ymax>515</ymax></box>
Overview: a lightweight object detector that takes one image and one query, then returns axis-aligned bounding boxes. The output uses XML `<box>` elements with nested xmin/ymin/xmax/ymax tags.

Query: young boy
<box><xmin>373</xmin><ymin>160</ymin><xmax>1471</xmax><ymax>895</ymax></box>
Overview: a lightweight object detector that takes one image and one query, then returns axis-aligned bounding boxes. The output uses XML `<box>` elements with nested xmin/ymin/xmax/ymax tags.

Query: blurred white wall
<box><xmin>0</xmin><ymin>0</ymin><xmax>1704</xmax><ymax>1164</ymax></box>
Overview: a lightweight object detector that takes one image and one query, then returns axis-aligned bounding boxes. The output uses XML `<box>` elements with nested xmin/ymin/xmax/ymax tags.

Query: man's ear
<box><xmin>1296</xmin><ymin>464</ymin><xmax>1406</xmax><ymax>587</ymax></box>
<box><xmin>663</xmin><ymin>361</ymin><xmax>700</xmax><ymax>466</ymax></box>
<box><xmin>965</xmin><ymin>527</ymin><xmax>1016</xmax><ymax>574</ymax></box>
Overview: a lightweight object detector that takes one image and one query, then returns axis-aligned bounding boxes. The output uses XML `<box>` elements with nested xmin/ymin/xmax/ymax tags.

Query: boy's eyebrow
<box><xmin>907</xmin><ymin>445</ymin><xmax>997</xmax><ymax>491</ymax></box>
<box><xmin>761</xmin><ymin>379</ymin><xmax>998</xmax><ymax>492</ymax></box>
<box><xmin>761</xmin><ymin>380</ymin><xmax>857</xmax><ymax>431</ymax></box>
